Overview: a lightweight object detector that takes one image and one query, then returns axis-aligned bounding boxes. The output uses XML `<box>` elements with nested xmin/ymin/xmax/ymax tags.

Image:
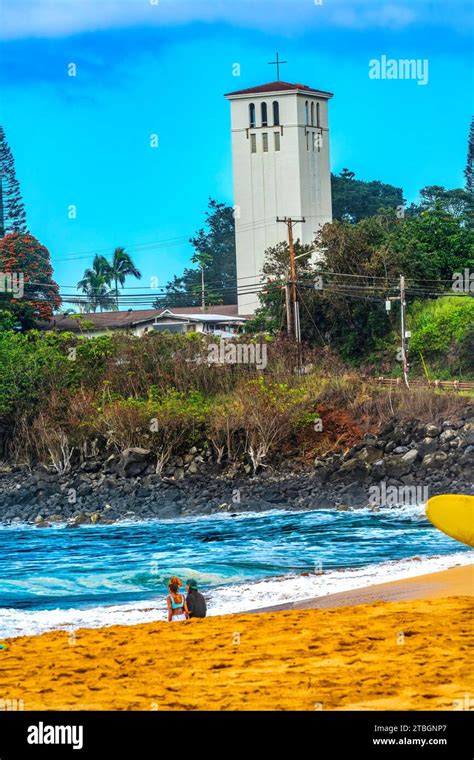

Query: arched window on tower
<box><xmin>305</xmin><ymin>101</ymin><xmax>309</xmax><ymax>125</ymax></box>
<box><xmin>261</xmin><ymin>102</ymin><xmax>268</xmax><ymax>127</ymax></box>
<box><xmin>272</xmin><ymin>100</ymin><xmax>280</xmax><ymax>126</ymax></box>
<box><xmin>310</xmin><ymin>102</ymin><xmax>315</xmax><ymax>126</ymax></box>
<box><xmin>316</xmin><ymin>102</ymin><xmax>321</xmax><ymax>127</ymax></box>
<box><xmin>249</xmin><ymin>103</ymin><xmax>256</xmax><ymax>128</ymax></box>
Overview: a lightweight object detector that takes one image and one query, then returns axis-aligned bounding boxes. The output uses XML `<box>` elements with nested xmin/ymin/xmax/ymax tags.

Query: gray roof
<box><xmin>37</xmin><ymin>304</ymin><xmax>248</xmax><ymax>333</ymax></box>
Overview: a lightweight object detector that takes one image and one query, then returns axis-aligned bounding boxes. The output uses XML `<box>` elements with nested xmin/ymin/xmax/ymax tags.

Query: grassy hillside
<box><xmin>408</xmin><ymin>296</ymin><xmax>474</xmax><ymax>379</ymax></box>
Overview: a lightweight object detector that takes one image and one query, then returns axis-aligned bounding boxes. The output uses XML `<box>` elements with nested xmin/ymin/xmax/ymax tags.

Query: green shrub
<box><xmin>96</xmin><ymin>390</ymin><xmax>211</xmax><ymax>473</ymax></box>
<box><xmin>0</xmin><ymin>330</ymin><xmax>71</xmax><ymax>418</ymax></box>
<box><xmin>408</xmin><ymin>296</ymin><xmax>474</xmax><ymax>376</ymax></box>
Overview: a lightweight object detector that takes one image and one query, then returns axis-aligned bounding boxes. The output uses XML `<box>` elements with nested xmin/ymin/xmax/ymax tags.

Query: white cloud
<box><xmin>330</xmin><ymin>3</ymin><xmax>417</xmax><ymax>30</ymax></box>
<box><xmin>0</xmin><ymin>0</ymin><xmax>470</xmax><ymax>40</ymax></box>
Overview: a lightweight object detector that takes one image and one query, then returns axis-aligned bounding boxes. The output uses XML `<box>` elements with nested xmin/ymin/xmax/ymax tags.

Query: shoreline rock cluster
<box><xmin>0</xmin><ymin>414</ymin><xmax>472</xmax><ymax>527</ymax></box>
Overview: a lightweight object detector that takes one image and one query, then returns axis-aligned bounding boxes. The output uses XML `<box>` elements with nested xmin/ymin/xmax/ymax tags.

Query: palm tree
<box><xmin>109</xmin><ymin>247</ymin><xmax>142</xmax><ymax>308</ymax></box>
<box><xmin>91</xmin><ymin>254</ymin><xmax>112</xmax><ymax>278</ymax></box>
<box><xmin>77</xmin><ymin>254</ymin><xmax>116</xmax><ymax>312</ymax></box>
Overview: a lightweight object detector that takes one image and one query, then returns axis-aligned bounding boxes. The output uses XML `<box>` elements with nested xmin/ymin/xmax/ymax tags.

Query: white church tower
<box><xmin>225</xmin><ymin>77</ymin><xmax>333</xmax><ymax>314</ymax></box>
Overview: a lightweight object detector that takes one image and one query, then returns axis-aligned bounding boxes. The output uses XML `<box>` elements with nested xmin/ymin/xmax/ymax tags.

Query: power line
<box><xmin>24</xmin><ymin>282</ymin><xmax>472</xmax><ymax>309</ymax></box>
<box><xmin>296</xmin><ymin>284</ymin><xmax>327</xmax><ymax>345</ymax></box>
<box><xmin>53</xmin><ymin>216</ymin><xmax>281</xmax><ymax>263</ymax></box>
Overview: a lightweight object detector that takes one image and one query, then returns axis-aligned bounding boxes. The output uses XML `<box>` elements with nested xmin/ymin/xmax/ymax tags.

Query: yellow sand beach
<box><xmin>1</xmin><ymin>564</ymin><xmax>473</xmax><ymax>711</ymax></box>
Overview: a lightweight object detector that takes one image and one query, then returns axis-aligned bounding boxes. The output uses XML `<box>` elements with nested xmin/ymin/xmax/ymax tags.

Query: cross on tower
<box><xmin>268</xmin><ymin>52</ymin><xmax>287</xmax><ymax>81</ymax></box>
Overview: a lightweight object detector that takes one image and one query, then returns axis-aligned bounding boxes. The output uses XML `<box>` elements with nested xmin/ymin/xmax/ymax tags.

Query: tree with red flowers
<box><xmin>0</xmin><ymin>232</ymin><xmax>61</xmax><ymax>328</ymax></box>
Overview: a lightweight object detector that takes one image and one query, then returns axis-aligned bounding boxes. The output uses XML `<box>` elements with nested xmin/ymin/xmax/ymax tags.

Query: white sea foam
<box><xmin>1</xmin><ymin>550</ymin><xmax>471</xmax><ymax>640</ymax></box>
<box><xmin>0</xmin><ymin>501</ymin><xmax>432</xmax><ymax>530</ymax></box>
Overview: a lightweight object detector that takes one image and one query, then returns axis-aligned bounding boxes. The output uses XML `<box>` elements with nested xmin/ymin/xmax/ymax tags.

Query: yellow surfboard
<box><xmin>426</xmin><ymin>494</ymin><xmax>474</xmax><ymax>548</ymax></box>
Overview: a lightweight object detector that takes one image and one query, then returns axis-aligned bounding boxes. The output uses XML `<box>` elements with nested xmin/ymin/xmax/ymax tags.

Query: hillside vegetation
<box><xmin>0</xmin><ymin>329</ymin><xmax>469</xmax><ymax>474</ymax></box>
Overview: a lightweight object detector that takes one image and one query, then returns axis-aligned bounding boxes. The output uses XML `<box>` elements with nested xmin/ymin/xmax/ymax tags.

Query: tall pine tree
<box><xmin>0</xmin><ymin>126</ymin><xmax>28</xmax><ymax>237</ymax></box>
<box><xmin>465</xmin><ymin>116</ymin><xmax>474</xmax><ymax>194</ymax></box>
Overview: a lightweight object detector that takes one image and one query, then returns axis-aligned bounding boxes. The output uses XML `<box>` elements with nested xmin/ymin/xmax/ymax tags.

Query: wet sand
<box><xmin>251</xmin><ymin>562</ymin><xmax>474</xmax><ymax>612</ymax></box>
<box><xmin>1</xmin><ymin>564</ymin><xmax>472</xmax><ymax>711</ymax></box>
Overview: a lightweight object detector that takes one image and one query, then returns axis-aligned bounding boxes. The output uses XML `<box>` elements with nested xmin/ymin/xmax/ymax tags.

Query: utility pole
<box><xmin>386</xmin><ymin>274</ymin><xmax>410</xmax><ymax>388</ymax></box>
<box><xmin>277</xmin><ymin>216</ymin><xmax>305</xmax><ymax>371</ymax></box>
<box><xmin>201</xmin><ymin>266</ymin><xmax>205</xmax><ymax>310</ymax></box>
<box><xmin>284</xmin><ymin>283</ymin><xmax>291</xmax><ymax>335</ymax></box>
<box><xmin>399</xmin><ymin>275</ymin><xmax>409</xmax><ymax>388</ymax></box>
<box><xmin>192</xmin><ymin>251</ymin><xmax>210</xmax><ymax>311</ymax></box>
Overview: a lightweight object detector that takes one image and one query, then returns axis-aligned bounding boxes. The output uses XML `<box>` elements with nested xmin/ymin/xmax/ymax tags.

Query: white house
<box><xmin>39</xmin><ymin>305</ymin><xmax>246</xmax><ymax>338</ymax></box>
<box><xmin>152</xmin><ymin>309</ymin><xmax>245</xmax><ymax>337</ymax></box>
<box><xmin>225</xmin><ymin>80</ymin><xmax>333</xmax><ymax>314</ymax></box>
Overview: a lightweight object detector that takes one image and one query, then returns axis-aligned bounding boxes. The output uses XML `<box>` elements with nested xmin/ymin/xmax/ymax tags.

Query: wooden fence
<box><xmin>376</xmin><ymin>377</ymin><xmax>474</xmax><ymax>392</ymax></box>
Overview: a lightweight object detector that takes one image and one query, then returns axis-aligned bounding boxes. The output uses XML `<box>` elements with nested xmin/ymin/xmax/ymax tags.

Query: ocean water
<box><xmin>0</xmin><ymin>504</ymin><xmax>472</xmax><ymax>639</ymax></box>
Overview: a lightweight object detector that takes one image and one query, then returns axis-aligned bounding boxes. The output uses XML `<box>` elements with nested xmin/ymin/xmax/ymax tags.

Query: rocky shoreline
<box><xmin>0</xmin><ymin>414</ymin><xmax>472</xmax><ymax>526</ymax></box>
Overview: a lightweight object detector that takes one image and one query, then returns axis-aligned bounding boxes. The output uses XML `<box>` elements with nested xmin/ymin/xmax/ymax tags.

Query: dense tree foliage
<box><xmin>158</xmin><ymin>199</ymin><xmax>237</xmax><ymax>307</ymax></box>
<box><xmin>331</xmin><ymin>168</ymin><xmax>404</xmax><ymax>222</ymax></box>
<box><xmin>254</xmin><ymin>187</ymin><xmax>474</xmax><ymax>363</ymax></box>
<box><xmin>406</xmin><ymin>185</ymin><xmax>473</xmax><ymax>226</ymax></box>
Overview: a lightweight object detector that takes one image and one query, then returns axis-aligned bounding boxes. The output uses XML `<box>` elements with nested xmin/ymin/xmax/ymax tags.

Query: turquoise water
<box><xmin>0</xmin><ymin>506</ymin><xmax>472</xmax><ymax>638</ymax></box>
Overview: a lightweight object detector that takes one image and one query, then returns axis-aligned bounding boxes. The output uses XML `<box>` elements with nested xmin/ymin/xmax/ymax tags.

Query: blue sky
<box><xmin>0</xmin><ymin>0</ymin><xmax>473</xmax><ymax>303</ymax></box>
